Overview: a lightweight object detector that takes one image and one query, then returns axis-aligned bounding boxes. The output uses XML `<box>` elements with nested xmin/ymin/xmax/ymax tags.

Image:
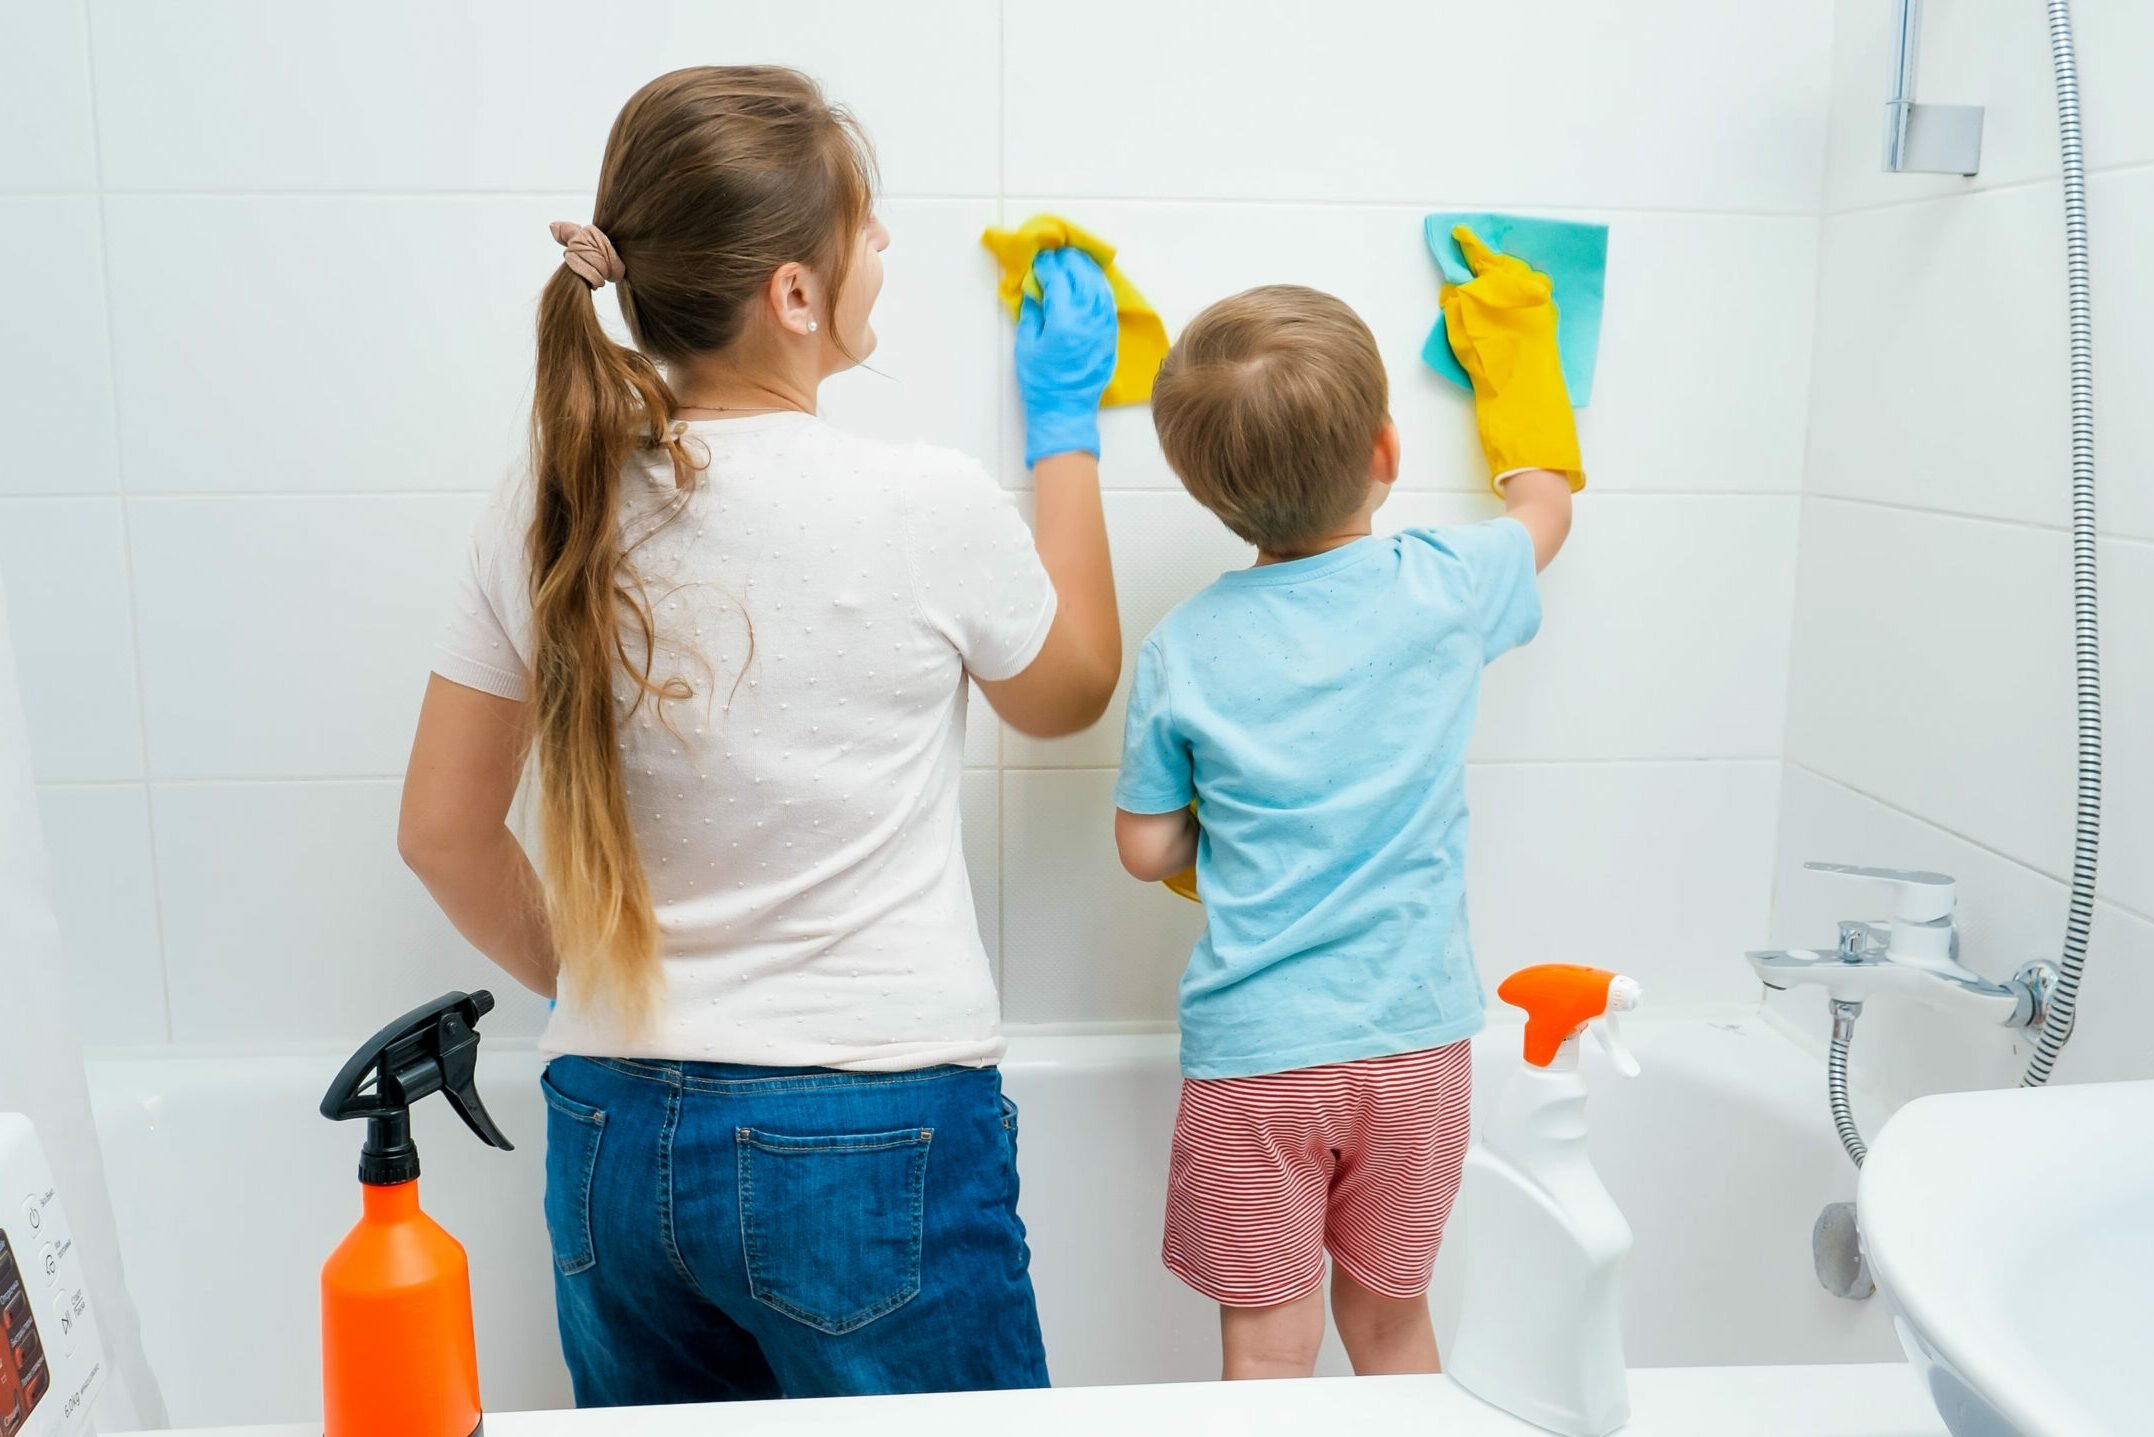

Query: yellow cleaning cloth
<box><xmin>980</xmin><ymin>214</ymin><xmax>1169</xmax><ymax>407</ymax></box>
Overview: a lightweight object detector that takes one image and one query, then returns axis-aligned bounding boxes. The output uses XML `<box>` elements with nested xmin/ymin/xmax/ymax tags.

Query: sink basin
<box><xmin>1860</xmin><ymin>1080</ymin><xmax>2151</xmax><ymax>1436</ymax></box>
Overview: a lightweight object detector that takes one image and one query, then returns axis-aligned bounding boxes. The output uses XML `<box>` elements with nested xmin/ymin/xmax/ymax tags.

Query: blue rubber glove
<box><xmin>1015</xmin><ymin>247</ymin><xmax>1118</xmax><ymax>467</ymax></box>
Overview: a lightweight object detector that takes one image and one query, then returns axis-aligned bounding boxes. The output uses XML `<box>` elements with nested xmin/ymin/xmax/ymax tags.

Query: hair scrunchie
<box><xmin>549</xmin><ymin>220</ymin><xmax>625</xmax><ymax>290</ymax></box>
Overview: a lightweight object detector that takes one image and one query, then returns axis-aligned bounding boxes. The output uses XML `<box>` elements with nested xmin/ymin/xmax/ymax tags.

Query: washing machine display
<box><xmin>0</xmin><ymin>1227</ymin><xmax>48</xmax><ymax>1437</ymax></box>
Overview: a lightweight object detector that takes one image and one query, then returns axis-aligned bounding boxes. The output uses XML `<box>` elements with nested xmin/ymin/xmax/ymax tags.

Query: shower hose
<box><xmin>1827</xmin><ymin>0</ymin><xmax>2101</xmax><ymax>1166</ymax></box>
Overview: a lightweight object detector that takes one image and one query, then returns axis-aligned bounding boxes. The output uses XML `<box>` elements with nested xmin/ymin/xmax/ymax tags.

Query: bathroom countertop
<box><xmin>121</xmin><ymin>1363</ymin><xmax>1947</xmax><ymax>1436</ymax></box>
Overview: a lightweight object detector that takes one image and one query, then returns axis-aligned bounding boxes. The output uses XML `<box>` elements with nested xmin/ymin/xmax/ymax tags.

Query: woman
<box><xmin>397</xmin><ymin>66</ymin><xmax>1120</xmax><ymax>1404</ymax></box>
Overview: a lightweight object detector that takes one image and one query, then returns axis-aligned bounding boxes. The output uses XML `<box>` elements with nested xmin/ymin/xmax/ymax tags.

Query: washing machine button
<box><xmin>20</xmin><ymin>1195</ymin><xmax>40</xmax><ymax>1232</ymax></box>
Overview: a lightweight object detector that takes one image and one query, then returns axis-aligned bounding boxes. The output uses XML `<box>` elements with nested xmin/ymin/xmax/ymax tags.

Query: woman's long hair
<box><xmin>528</xmin><ymin>66</ymin><xmax>875</xmax><ymax>1027</ymax></box>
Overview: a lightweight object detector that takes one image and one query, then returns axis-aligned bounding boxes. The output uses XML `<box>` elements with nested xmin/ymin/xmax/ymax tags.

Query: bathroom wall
<box><xmin>1770</xmin><ymin>0</ymin><xmax>2154</xmax><ymax>1097</ymax></box>
<box><xmin>1</xmin><ymin>0</ymin><xmax>1832</xmax><ymax>1054</ymax></box>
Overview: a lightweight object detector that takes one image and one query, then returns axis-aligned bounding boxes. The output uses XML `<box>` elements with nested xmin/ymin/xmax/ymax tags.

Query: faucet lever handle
<box><xmin>1804</xmin><ymin>861</ymin><xmax>1956</xmax><ymax>923</ymax></box>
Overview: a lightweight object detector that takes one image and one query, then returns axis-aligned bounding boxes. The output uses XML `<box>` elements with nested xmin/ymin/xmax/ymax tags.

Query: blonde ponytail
<box><xmin>524</xmin><ymin>67</ymin><xmax>875</xmax><ymax>1027</ymax></box>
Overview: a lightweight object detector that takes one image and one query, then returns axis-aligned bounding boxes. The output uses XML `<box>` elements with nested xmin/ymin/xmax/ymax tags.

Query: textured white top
<box><xmin>434</xmin><ymin>413</ymin><xmax>1054</xmax><ymax>1070</ymax></box>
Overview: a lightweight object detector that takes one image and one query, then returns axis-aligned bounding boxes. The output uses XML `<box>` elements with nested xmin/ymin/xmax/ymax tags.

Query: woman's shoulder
<box><xmin>466</xmin><ymin>469</ymin><xmax>538</xmax><ymax>573</ymax></box>
<box><xmin>818</xmin><ymin>425</ymin><xmax>1000</xmax><ymax>498</ymax></box>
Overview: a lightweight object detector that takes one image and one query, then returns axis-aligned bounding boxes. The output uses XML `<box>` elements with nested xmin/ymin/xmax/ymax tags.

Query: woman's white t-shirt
<box><xmin>433</xmin><ymin>413</ymin><xmax>1055</xmax><ymax>1071</ymax></box>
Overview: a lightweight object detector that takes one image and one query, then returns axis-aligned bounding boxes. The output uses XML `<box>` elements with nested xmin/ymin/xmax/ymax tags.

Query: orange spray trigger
<box><xmin>1496</xmin><ymin>964</ymin><xmax>1643</xmax><ymax>1074</ymax></box>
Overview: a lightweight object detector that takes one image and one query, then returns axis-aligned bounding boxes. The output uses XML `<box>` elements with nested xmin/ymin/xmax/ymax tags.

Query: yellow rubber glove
<box><xmin>1440</xmin><ymin>225</ymin><xmax>1586</xmax><ymax>495</ymax></box>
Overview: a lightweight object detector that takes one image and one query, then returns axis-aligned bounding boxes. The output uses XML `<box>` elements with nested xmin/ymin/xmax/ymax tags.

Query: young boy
<box><xmin>1113</xmin><ymin>272</ymin><xmax>1578</xmax><ymax>1380</ymax></box>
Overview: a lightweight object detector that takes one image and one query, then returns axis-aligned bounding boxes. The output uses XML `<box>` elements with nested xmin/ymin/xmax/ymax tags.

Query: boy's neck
<box><xmin>1256</xmin><ymin>522</ymin><xmax>1373</xmax><ymax>567</ymax></box>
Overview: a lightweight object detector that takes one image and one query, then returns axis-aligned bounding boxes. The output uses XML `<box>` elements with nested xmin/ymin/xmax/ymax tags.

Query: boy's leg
<box><xmin>1162</xmin><ymin>1072</ymin><xmax>1334</xmax><ymax>1379</ymax></box>
<box><xmin>1220</xmin><ymin>1287</ymin><xmax>1327</xmax><ymax>1380</ymax></box>
<box><xmin>1322</xmin><ymin>1041</ymin><xmax>1473</xmax><ymax>1377</ymax></box>
<box><xmin>1330</xmin><ymin>1266</ymin><xmax>1438</xmax><ymax>1374</ymax></box>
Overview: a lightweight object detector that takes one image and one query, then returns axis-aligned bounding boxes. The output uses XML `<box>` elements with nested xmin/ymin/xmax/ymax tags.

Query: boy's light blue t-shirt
<box><xmin>1115</xmin><ymin>520</ymin><xmax>1541</xmax><ymax>1080</ymax></box>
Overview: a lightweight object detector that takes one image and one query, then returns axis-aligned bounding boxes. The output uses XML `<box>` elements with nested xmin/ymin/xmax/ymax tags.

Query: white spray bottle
<box><xmin>1450</xmin><ymin>964</ymin><xmax>1642</xmax><ymax>1437</ymax></box>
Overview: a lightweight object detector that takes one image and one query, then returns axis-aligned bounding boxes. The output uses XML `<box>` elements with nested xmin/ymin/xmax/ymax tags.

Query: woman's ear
<box><xmin>766</xmin><ymin>260</ymin><xmax>820</xmax><ymax>338</ymax></box>
<box><xmin>1371</xmin><ymin>420</ymin><xmax>1402</xmax><ymax>485</ymax></box>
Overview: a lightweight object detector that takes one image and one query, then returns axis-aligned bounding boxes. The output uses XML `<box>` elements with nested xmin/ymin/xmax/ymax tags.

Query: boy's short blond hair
<box><xmin>1151</xmin><ymin>285</ymin><xmax>1388</xmax><ymax>552</ymax></box>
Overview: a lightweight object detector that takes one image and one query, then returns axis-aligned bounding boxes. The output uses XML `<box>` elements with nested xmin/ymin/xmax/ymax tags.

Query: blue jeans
<box><xmin>539</xmin><ymin>1055</ymin><xmax>1050</xmax><ymax>1403</ymax></box>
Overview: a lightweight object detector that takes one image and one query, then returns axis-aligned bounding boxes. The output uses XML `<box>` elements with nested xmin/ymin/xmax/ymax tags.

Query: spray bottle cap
<box><xmin>1496</xmin><ymin>965</ymin><xmax>1643</xmax><ymax>1077</ymax></box>
<box><xmin>320</xmin><ymin>990</ymin><xmax>514</xmax><ymax>1186</ymax></box>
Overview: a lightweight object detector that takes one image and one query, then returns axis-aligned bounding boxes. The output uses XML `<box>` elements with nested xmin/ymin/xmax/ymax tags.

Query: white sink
<box><xmin>1860</xmin><ymin>1080</ymin><xmax>2151</xmax><ymax>1436</ymax></box>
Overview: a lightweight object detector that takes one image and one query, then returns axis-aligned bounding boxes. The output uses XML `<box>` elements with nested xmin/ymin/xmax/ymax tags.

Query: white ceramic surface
<box><xmin>86</xmin><ymin>1018</ymin><xmax>1894</xmax><ymax>1430</ymax></box>
<box><xmin>116</xmin><ymin>1365</ymin><xmax>1947</xmax><ymax>1437</ymax></box>
<box><xmin>1860</xmin><ymin>1080</ymin><xmax>2152</xmax><ymax>1436</ymax></box>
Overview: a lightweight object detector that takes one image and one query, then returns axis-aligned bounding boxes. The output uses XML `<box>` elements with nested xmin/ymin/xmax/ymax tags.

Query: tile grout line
<box><xmin>1773</xmin><ymin>14</ymin><xmax>1841</xmax><ymax>921</ymax></box>
<box><xmin>1789</xmin><ymin>761</ymin><xmax>2154</xmax><ymax>931</ymax></box>
<box><xmin>79</xmin><ymin>1</ymin><xmax>177</xmax><ymax>1046</ymax></box>
<box><xmin>1822</xmin><ymin>154</ymin><xmax>2154</xmax><ymax>220</ymax></box>
<box><xmin>32</xmin><ymin>755</ymin><xmax>1785</xmax><ymax>791</ymax></box>
<box><xmin>80</xmin><ymin>188</ymin><xmax>1832</xmax><ymax>221</ymax></box>
<box><xmin>1810</xmin><ymin>490</ymin><xmax>2154</xmax><ymax>547</ymax></box>
<box><xmin>2</xmin><ymin>488</ymin><xmax>1813</xmax><ymax>503</ymax></box>
<box><xmin>90</xmin><ymin>188</ymin><xmax>1011</xmax><ymax>202</ymax></box>
<box><xmin>993</xmin><ymin>0</ymin><xmax>1011</xmax><ymax>1001</ymax></box>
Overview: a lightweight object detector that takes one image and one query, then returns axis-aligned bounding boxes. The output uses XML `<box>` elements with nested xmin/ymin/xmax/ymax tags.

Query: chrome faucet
<box><xmin>1749</xmin><ymin>863</ymin><xmax>2050</xmax><ymax>1028</ymax></box>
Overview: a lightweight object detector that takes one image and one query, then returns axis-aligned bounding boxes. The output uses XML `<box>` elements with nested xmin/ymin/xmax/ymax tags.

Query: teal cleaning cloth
<box><xmin>1421</xmin><ymin>212</ymin><xmax>1608</xmax><ymax>408</ymax></box>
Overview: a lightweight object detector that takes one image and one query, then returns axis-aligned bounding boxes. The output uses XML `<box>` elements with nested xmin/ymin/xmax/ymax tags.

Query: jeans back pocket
<box><xmin>540</xmin><ymin>1066</ymin><xmax>607</xmax><ymax>1277</ymax></box>
<box><xmin>736</xmin><ymin>1125</ymin><xmax>932</xmax><ymax>1335</ymax></box>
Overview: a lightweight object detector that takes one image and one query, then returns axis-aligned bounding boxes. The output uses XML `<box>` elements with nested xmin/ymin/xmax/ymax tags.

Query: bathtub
<box><xmin>84</xmin><ymin>1012</ymin><xmax>1897</xmax><ymax>1430</ymax></box>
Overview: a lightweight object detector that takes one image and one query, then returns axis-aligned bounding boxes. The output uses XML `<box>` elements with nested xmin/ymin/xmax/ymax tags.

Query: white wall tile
<box><xmin>1395</xmin><ymin>494</ymin><xmax>1798</xmax><ymax>764</ymax></box>
<box><xmin>1001</xmin><ymin>768</ymin><xmax>1200</xmax><ymax>1026</ymax></box>
<box><xmin>35</xmin><ymin>783</ymin><xmax>167</xmax><ymax>1047</ymax></box>
<box><xmin>1468</xmin><ymin>761</ymin><xmax>1780</xmax><ymax>1005</ymax></box>
<box><xmin>0</xmin><ymin>498</ymin><xmax>143</xmax><ymax>782</ymax></box>
<box><xmin>0</xmin><ymin>198</ymin><xmax>121</xmax><ymax>494</ymax></box>
<box><xmin>1769</xmin><ymin>766</ymin><xmax>2154</xmax><ymax>1103</ymax></box>
<box><xmin>103</xmin><ymin>195</ymin><xmax>557</xmax><ymax>494</ymax></box>
<box><xmin>819</xmin><ymin>199</ymin><xmax>1001</xmax><ymax>467</ymax></box>
<box><xmin>129</xmin><ymin>494</ymin><xmax>482</xmax><ymax>779</ymax></box>
<box><xmin>2089</xmin><ymin>533</ymin><xmax>2154</xmax><ymax>918</ymax></box>
<box><xmin>1002</xmin><ymin>490</ymin><xmax>1254</xmax><ymax>768</ymax></box>
<box><xmin>1784</xmin><ymin>506</ymin><xmax>2154</xmax><ymax>921</ymax></box>
<box><xmin>1805</xmin><ymin>184</ymin><xmax>2068</xmax><ymax>528</ymax></box>
<box><xmin>1784</xmin><ymin>497</ymin><xmax>2079</xmax><ymax>881</ymax></box>
<box><xmin>1809</xmin><ymin>168</ymin><xmax>2154</xmax><ymax>542</ymax></box>
<box><xmin>1004</xmin><ymin>0</ymin><xmax>1831</xmax><ymax>214</ymax></box>
<box><xmin>89</xmin><ymin>0</ymin><xmax>999</xmax><ymax>195</ymax></box>
<box><xmin>1820</xmin><ymin>0</ymin><xmax>2154</xmax><ymax>215</ymax></box>
<box><xmin>960</xmin><ymin>768</ymin><xmax>999</xmax><ymax>973</ymax></box>
<box><xmin>2082</xmin><ymin>172</ymin><xmax>2154</xmax><ymax>542</ymax></box>
<box><xmin>998</xmin><ymin>202</ymin><xmax>1817</xmax><ymax>498</ymax></box>
<box><xmin>0</xmin><ymin>0</ymin><xmax>96</xmax><ymax>191</ymax></box>
<box><xmin>152</xmin><ymin>779</ymin><xmax>552</xmax><ymax>1044</ymax></box>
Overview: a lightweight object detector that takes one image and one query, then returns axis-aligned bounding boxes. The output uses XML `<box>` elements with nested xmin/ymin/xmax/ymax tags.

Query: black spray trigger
<box><xmin>436</xmin><ymin>1007</ymin><xmax>513</xmax><ymax>1152</ymax></box>
<box><xmin>322</xmin><ymin>990</ymin><xmax>514</xmax><ymax>1185</ymax></box>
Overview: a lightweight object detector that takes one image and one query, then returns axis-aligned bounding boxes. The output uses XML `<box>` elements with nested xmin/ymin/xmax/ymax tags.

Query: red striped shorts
<box><xmin>1162</xmin><ymin>1041</ymin><xmax>1473</xmax><ymax>1307</ymax></box>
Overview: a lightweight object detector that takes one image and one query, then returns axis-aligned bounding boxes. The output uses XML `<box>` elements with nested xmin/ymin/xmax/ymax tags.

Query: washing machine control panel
<box><xmin>0</xmin><ymin>1117</ymin><xmax>103</xmax><ymax>1437</ymax></box>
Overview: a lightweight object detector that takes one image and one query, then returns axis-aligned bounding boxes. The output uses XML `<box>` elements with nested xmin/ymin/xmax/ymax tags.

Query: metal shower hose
<box><xmin>1825</xmin><ymin>0</ymin><xmax>2101</xmax><ymax>1165</ymax></box>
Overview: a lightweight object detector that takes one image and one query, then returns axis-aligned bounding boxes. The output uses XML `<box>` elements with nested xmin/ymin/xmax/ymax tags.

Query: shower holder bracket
<box><xmin>1885</xmin><ymin>100</ymin><xmax>1985</xmax><ymax>176</ymax></box>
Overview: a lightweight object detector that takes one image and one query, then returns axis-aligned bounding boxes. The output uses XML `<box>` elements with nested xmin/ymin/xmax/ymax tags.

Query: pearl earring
<box><xmin>807</xmin><ymin>321</ymin><xmax>819</xmax><ymax>333</ymax></box>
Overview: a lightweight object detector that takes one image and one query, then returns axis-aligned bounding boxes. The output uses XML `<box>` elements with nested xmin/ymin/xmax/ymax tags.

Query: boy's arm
<box><xmin>1116</xmin><ymin>806</ymin><xmax>1199</xmax><ymax>883</ymax></box>
<box><xmin>1501</xmin><ymin>468</ymin><xmax>1574</xmax><ymax>572</ymax></box>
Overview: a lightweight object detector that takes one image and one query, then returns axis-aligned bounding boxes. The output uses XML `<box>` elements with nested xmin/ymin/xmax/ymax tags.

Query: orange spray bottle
<box><xmin>318</xmin><ymin>991</ymin><xmax>513</xmax><ymax>1437</ymax></box>
<box><xmin>1450</xmin><ymin>965</ymin><xmax>1642</xmax><ymax>1437</ymax></box>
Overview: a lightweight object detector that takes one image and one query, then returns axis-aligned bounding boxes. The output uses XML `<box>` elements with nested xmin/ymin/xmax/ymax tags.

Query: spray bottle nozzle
<box><xmin>1497</xmin><ymin>965</ymin><xmax>1644</xmax><ymax>1077</ymax></box>
<box><xmin>321</xmin><ymin>991</ymin><xmax>514</xmax><ymax>1186</ymax></box>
